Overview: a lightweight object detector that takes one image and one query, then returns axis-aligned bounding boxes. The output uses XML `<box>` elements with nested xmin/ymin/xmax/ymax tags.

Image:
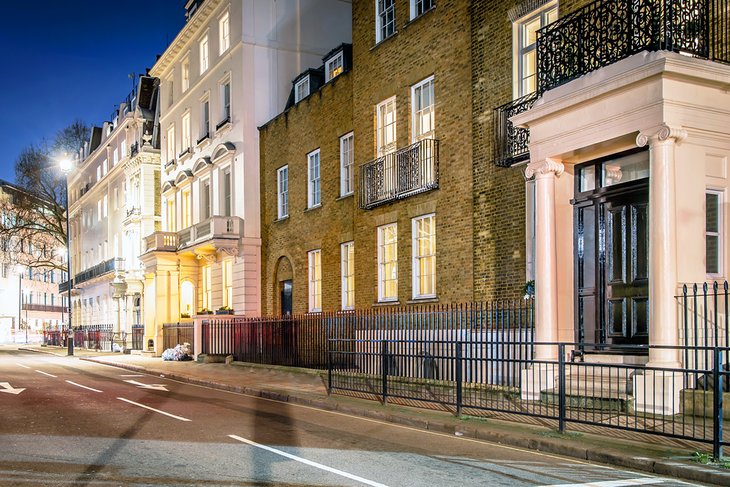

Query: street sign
<box><xmin>123</xmin><ymin>379</ymin><xmax>168</xmax><ymax>391</ymax></box>
<box><xmin>0</xmin><ymin>382</ymin><xmax>25</xmax><ymax>395</ymax></box>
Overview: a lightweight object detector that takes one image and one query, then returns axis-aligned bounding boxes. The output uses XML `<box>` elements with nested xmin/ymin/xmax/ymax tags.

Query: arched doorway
<box><xmin>275</xmin><ymin>256</ymin><xmax>293</xmax><ymax>316</ymax></box>
<box><xmin>180</xmin><ymin>281</ymin><xmax>195</xmax><ymax>318</ymax></box>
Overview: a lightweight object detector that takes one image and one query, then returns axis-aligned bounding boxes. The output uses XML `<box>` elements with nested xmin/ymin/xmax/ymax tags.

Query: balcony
<box><xmin>144</xmin><ymin>216</ymin><xmax>243</xmax><ymax>253</ymax></box>
<box><xmin>130</xmin><ymin>142</ymin><xmax>139</xmax><ymax>157</ymax></box>
<box><xmin>493</xmin><ymin>0</ymin><xmax>730</xmax><ymax>167</ymax></box>
<box><xmin>358</xmin><ymin>139</ymin><xmax>439</xmax><ymax>210</ymax></box>
<box><xmin>58</xmin><ymin>257</ymin><xmax>124</xmax><ymax>293</ymax></box>
<box><xmin>22</xmin><ymin>303</ymin><xmax>67</xmax><ymax>313</ymax></box>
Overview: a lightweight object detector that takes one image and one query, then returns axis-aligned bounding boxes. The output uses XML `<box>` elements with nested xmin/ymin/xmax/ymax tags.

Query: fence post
<box><xmin>456</xmin><ymin>341</ymin><xmax>463</xmax><ymax>417</ymax></box>
<box><xmin>381</xmin><ymin>339</ymin><xmax>388</xmax><ymax>405</ymax></box>
<box><xmin>558</xmin><ymin>343</ymin><xmax>566</xmax><ymax>433</ymax></box>
<box><xmin>327</xmin><ymin>337</ymin><xmax>333</xmax><ymax>395</ymax></box>
<box><xmin>713</xmin><ymin>348</ymin><xmax>724</xmax><ymax>460</ymax></box>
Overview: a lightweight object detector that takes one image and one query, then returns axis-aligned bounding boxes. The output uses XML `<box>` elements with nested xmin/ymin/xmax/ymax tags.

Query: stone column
<box><xmin>525</xmin><ymin>158</ymin><xmax>564</xmax><ymax>360</ymax></box>
<box><xmin>637</xmin><ymin>124</ymin><xmax>687</xmax><ymax>368</ymax></box>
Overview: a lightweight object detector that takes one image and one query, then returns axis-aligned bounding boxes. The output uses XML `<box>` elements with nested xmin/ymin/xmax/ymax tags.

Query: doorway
<box><xmin>573</xmin><ymin>149</ymin><xmax>650</xmax><ymax>350</ymax></box>
<box><xmin>280</xmin><ymin>280</ymin><xmax>293</xmax><ymax>316</ymax></box>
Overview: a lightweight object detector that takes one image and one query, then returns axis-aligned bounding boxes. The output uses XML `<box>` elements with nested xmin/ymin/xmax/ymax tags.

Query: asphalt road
<box><xmin>0</xmin><ymin>348</ymin><xmax>706</xmax><ymax>486</ymax></box>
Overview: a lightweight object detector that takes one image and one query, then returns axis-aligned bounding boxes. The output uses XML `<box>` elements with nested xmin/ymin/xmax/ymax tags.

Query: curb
<box><xmin>37</xmin><ymin>353</ymin><xmax>728</xmax><ymax>486</ymax></box>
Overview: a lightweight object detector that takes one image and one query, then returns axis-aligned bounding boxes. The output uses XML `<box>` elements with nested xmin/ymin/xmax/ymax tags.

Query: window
<box><xmin>103</xmin><ymin>158</ymin><xmax>108</xmax><ymax>176</ymax></box>
<box><xmin>277</xmin><ymin>166</ymin><xmax>289</xmax><ymax>219</ymax></box>
<box><xmin>514</xmin><ymin>4</ymin><xmax>558</xmax><ymax>97</ymax></box>
<box><xmin>167</xmin><ymin>77</ymin><xmax>174</xmax><ymax>107</ymax></box>
<box><xmin>341</xmin><ymin>242</ymin><xmax>355</xmax><ymax>310</ymax></box>
<box><xmin>182</xmin><ymin>59</ymin><xmax>190</xmax><ymax>92</ymax></box>
<box><xmin>202</xmin><ymin>265</ymin><xmax>212</xmax><ymax>310</ymax></box>
<box><xmin>97</xmin><ymin>200</ymin><xmax>102</xmax><ymax>221</ymax></box>
<box><xmin>325</xmin><ymin>52</ymin><xmax>344</xmax><ymax>82</ymax></box>
<box><xmin>200</xmin><ymin>35</ymin><xmax>209</xmax><ymax>74</ymax></box>
<box><xmin>412</xmin><ymin>214</ymin><xmax>436</xmax><ymax>298</ymax></box>
<box><xmin>376</xmin><ymin>0</ymin><xmax>396</xmax><ymax>43</ymax></box>
<box><xmin>220</xmin><ymin>81</ymin><xmax>231</xmax><ymax>122</ymax></box>
<box><xmin>307</xmin><ymin>149</ymin><xmax>321</xmax><ymax>208</ymax></box>
<box><xmin>114</xmin><ymin>187</ymin><xmax>119</xmax><ymax>210</ymax></box>
<box><xmin>412</xmin><ymin>76</ymin><xmax>435</xmax><ymax>142</ymax></box>
<box><xmin>223</xmin><ymin>259</ymin><xmax>233</xmax><ymax>308</ymax></box>
<box><xmin>181</xmin><ymin>188</ymin><xmax>192</xmax><ymax>229</ymax></box>
<box><xmin>103</xmin><ymin>195</ymin><xmax>108</xmax><ymax>218</ymax></box>
<box><xmin>378</xmin><ymin>223</ymin><xmax>398</xmax><ymax>301</ymax></box>
<box><xmin>376</xmin><ymin>97</ymin><xmax>397</xmax><ymax>156</ymax></box>
<box><xmin>113</xmin><ymin>148</ymin><xmax>118</xmax><ymax>166</ymax></box>
<box><xmin>200</xmin><ymin>98</ymin><xmax>210</xmax><ymax>139</ymax></box>
<box><xmin>96</xmin><ymin>165</ymin><xmax>101</xmax><ymax>182</ymax></box>
<box><xmin>410</xmin><ymin>0</ymin><xmax>433</xmax><ymax>19</ymax></box>
<box><xmin>219</xmin><ymin>11</ymin><xmax>230</xmax><ymax>54</ymax></box>
<box><xmin>308</xmin><ymin>249</ymin><xmax>322</xmax><ymax>312</ymax></box>
<box><xmin>706</xmin><ymin>190</ymin><xmax>723</xmax><ymax>276</ymax></box>
<box><xmin>295</xmin><ymin>77</ymin><xmax>310</xmax><ymax>103</ymax></box>
<box><xmin>166</xmin><ymin>125</ymin><xmax>175</xmax><ymax>164</ymax></box>
<box><xmin>340</xmin><ymin>132</ymin><xmax>354</xmax><ymax>196</ymax></box>
<box><xmin>201</xmin><ymin>179</ymin><xmax>211</xmax><ymax>220</ymax></box>
<box><xmin>120</xmin><ymin>142</ymin><xmax>126</xmax><ymax>159</ymax></box>
<box><xmin>182</xmin><ymin>112</ymin><xmax>191</xmax><ymax>152</ymax></box>
<box><xmin>222</xmin><ymin>168</ymin><xmax>232</xmax><ymax>216</ymax></box>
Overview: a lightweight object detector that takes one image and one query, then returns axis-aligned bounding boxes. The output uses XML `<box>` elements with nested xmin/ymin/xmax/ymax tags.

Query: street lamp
<box><xmin>15</xmin><ymin>264</ymin><xmax>24</xmax><ymax>344</ymax></box>
<box><xmin>59</xmin><ymin>157</ymin><xmax>74</xmax><ymax>356</ymax></box>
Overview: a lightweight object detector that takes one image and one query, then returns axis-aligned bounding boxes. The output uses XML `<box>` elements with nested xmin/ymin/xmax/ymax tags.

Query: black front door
<box><xmin>280</xmin><ymin>280</ymin><xmax>293</xmax><ymax>316</ymax></box>
<box><xmin>574</xmin><ymin>150</ymin><xmax>650</xmax><ymax>350</ymax></box>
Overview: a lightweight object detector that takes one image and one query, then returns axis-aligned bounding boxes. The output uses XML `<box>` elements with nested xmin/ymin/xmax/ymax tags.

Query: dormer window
<box><xmin>295</xmin><ymin>77</ymin><xmax>310</xmax><ymax>103</ymax></box>
<box><xmin>325</xmin><ymin>51</ymin><xmax>344</xmax><ymax>82</ymax></box>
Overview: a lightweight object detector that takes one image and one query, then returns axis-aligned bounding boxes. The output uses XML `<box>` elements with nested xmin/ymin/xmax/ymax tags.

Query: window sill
<box><xmin>304</xmin><ymin>204</ymin><xmax>322</xmax><ymax>213</ymax></box>
<box><xmin>370</xmin><ymin>31</ymin><xmax>398</xmax><ymax>52</ymax></box>
<box><xmin>336</xmin><ymin>193</ymin><xmax>354</xmax><ymax>201</ymax></box>
<box><xmin>403</xmin><ymin>5</ymin><xmax>436</xmax><ymax>30</ymax></box>
<box><xmin>216</xmin><ymin>119</ymin><xmax>232</xmax><ymax>136</ymax></box>
<box><xmin>373</xmin><ymin>300</ymin><xmax>400</xmax><ymax>307</ymax></box>
<box><xmin>196</xmin><ymin>134</ymin><xmax>211</xmax><ymax>149</ymax></box>
<box><xmin>407</xmin><ymin>296</ymin><xmax>438</xmax><ymax>305</ymax></box>
<box><xmin>274</xmin><ymin>215</ymin><xmax>289</xmax><ymax>223</ymax></box>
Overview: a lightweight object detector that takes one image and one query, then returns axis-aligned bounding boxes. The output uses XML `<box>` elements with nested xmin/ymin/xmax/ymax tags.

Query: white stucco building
<box><xmin>65</xmin><ymin>76</ymin><xmax>161</xmax><ymax>345</ymax></box>
<box><xmin>141</xmin><ymin>0</ymin><xmax>352</xmax><ymax>353</ymax></box>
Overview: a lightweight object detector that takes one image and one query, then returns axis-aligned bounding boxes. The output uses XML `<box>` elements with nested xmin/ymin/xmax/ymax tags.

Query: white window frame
<box><xmin>219</xmin><ymin>79</ymin><xmax>231</xmax><ymax>123</ymax></box>
<box><xmin>307</xmin><ymin>149</ymin><xmax>321</xmax><ymax>208</ymax></box>
<box><xmin>295</xmin><ymin>76</ymin><xmax>310</xmax><ymax>103</ymax></box>
<box><xmin>200</xmin><ymin>95</ymin><xmax>210</xmax><ymax>139</ymax></box>
<box><xmin>412</xmin><ymin>214</ymin><xmax>436</xmax><ymax>299</ymax></box>
<box><xmin>200</xmin><ymin>34</ymin><xmax>209</xmax><ymax>74</ymax></box>
<box><xmin>340</xmin><ymin>132</ymin><xmax>354</xmax><ymax>196</ymax></box>
<box><xmin>181</xmin><ymin>112</ymin><xmax>191</xmax><ymax>152</ymax></box>
<box><xmin>200</xmin><ymin>178</ymin><xmax>211</xmax><ymax>220</ymax></box>
<box><xmin>308</xmin><ymin>249</ymin><xmax>322</xmax><ymax>312</ymax></box>
<box><xmin>376</xmin><ymin>0</ymin><xmax>396</xmax><ymax>43</ymax></box>
<box><xmin>411</xmin><ymin>76</ymin><xmax>435</xmax><ymax>142</ymax></box>
<box><xmin>221</xmin><ymin>166</ymin><xmax>233</xmax><ymax>217</ymax></box>
<box><xmin>706</xmin><ymin>189</ymin><xmax>724</xmax><ymax>277</ymax></box>
<box><xmin>167</xmin><ymin>76</ymin><xmax>174</xmax><ymax>107</ymax></box>
<box><xmin>410</xmin><ymin>0</ymin><xmax>434</xmax><ymax>20</ymax></box>
<box><xmin>341</xmin><ymin>241</ymin><xmax>355</xmax><ymax>310</ymax></box>
<box><xmin>277</xmin><ymin>166</ymin><xmax>289</xmax><ymax>219</ymax></box>
<box><xmin>513</xmin><ymin>3</ymin><xmax>558</xmax><ymax>98</ymax></box>
<box><xmin>222</xmin><ymin>259</ymin><xmax>233</xmax><ymax>308</ymax></box>
<box><xmin>377</xmin><ymin>223</ymin><xmax>398</xmax><ymax>302</ymax></box>
<box><xmin>219</xmin><ymin>11</ymin><xmax>230</xmax><ymax>55</ymax></box>
<box><xmin>376</xmin><ymin>96</ymin><xmax>397</xmax><ymax>157</ymax></box>
<box><xmin>182</xmin><ymin>58</ymin><xmax>190</xmax><ymax>92</ymax></box>
<box><xmin>166</xmin><ymin>124</ymin><xmax>175</xmax><ymax>164</ymax></box>
<box><xmin>325</xmin><ymin>51</ymin><xmax>344</xmax><ymax>82</ymax></box>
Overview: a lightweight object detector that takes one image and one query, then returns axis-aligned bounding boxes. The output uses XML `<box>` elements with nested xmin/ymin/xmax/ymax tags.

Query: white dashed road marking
<box><xmin>65</xmin><ymin>380</ymin><xmax>102</xmax><ymax>393</ymax></box>
<box><xmin>35</xmin><ymin>370</ymin><xmax>57</xmax><ymax>378</ymax></box>
<box><xmin>117</xmin><ymin>397</ymin><xmax>191</xmax><ymax>421</ymax></box>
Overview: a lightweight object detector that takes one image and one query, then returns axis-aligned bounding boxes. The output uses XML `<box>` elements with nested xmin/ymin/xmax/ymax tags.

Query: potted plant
<box><xmin>522</xmin><ymin>280</ymin><xmax>535</xmax><ymax>299</ymax></box>
<box><xmin>215</xmin><ymin>306</ymin><xmax>234</xmax><ymax>315</ymax></box>
<box><xmin>180</xmin><ymin>312</ymin><xmax>191</xmax><ymax>319</ymax></box>
<box><xmin>197</xmin><ymin>308</ymin><xmax>213</xmax><ymax>315</ymax></box>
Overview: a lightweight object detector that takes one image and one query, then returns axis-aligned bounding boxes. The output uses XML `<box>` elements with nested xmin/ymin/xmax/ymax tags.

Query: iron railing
<box><xmin>69</xmin><ymin>257</ymin><xmax>123</xmax><ymax>288</ymax></box>
<box><xmin>359</xmin><ymin>139</ymin><xmax>439</xmax><ymax>209</ymax></box>
<box><xmin>162</xmin><ymin>322</ymin><xmax>194</xmax><ymax>350</ymax></box>
<box><xmin>493</xmin><ymin>92</ymin><xmax>538</xmax><ymax>167</ymax></box>
<box><xmin>72</xmin><ymin>324</ymin><xmax>114</xmax><ymax>351</ymax></box>
<box><xmin>44</xmin><ymin>330</ymin><xmax>62</xmax><ymax>346</ymax></box>
<box><xmin>130</xmin><ymin>142</ymin><xmax>139</xmax><ymax>157</ymax></box>
<box><xmin>678</xmin><ymin>280</ymin><xmax>729</xmax><ymax>374</ymax></box>
<box><xmin>22</xmin><ymin>303</ymin><xmax>66</xmax><ymax>313</ymax></box>
<box><xmin>131</xmin><ymin>324</ymin><xmax>144</xmax><ymax>351</ymax></box>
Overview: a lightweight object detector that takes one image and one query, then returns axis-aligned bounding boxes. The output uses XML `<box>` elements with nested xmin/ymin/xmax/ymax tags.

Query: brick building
<box><xmin>260</xmin><ymin>0</ymin><xmax>476</xmax><ymax>314</ymax></box>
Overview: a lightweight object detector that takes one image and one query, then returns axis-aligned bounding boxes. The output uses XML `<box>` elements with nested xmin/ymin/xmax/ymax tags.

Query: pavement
<box><xmin>17</xmin><ymin>344</ymin><xmax>730</xmax><ymax>486</ymax></box>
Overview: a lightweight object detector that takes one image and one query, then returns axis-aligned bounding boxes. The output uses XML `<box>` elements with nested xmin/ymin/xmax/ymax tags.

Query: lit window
<box><xmin>277</xmin><ymin>166</ymin><xmax>288</xmax><ymax>219</ymax></box>
<box><xmin>201</xmin><ymin>179</ymin><xmax>211</xmax><ymax>220</ymax></box>
<box><xmin>376</xmin><ymin>97</ymin><xmax>397</xmax><ymax>156</ymax></box>
<box><xmin>166</xmin><ymin>125</ymin><xmax>175</xmax><ymax>165</ymax></box>
<box><xmin>514</xmin><ymin>4</ymin><xmax>558</xmax><ymax>97</ymax></box>
<box><xmin>202</xmin><ymin>265</ymin><xmax>212</xmax><ymax>310</ymax></box>
<box><xmin>222</xmin><ymin>168</ymin><xmax>232</xmax><ymax>216</ymax></box>
<box><xmin>220</xmin><ymin>81</ymin><xmax>231</xmax><ymax>123</ymax></box>
<box><xmin>182</xmin><ymin>59</ymin><xmax>190</xmax><ymax>92</ymax></box>
<box><xmin>200</xmin><ymin>35</ymin><xmax>209</xmax><ymax>74</ymax></box>
<box><xmin>412</xmin><ymin>76</ymin><xmax>434</xmax><ymax>142</ymax></box>
<box><xmin>181</xmin><ymin>188</ymin><xmax>192</xmax><ymax>229</ymax></box>
<box><xmin>412</xmin><ymin>214</ymin><xmax>436</xmax><ymax>298</ymax></box>
<box><xmin>341</xmin><ymin>241</ymin><xmax>354</xmax><ymax>310</ymax></box>
<box><xmin>167</xmin><ymin>77</ymin><xmax>174</xmax><ymax>107</ymax></box>
<box><xmin>308</xmin><ymin>249</ymin><xmax>322</xmax><ymax>312</ymax></box>
<box><xmin>340</xmin><ymin>132</ymin><xmax>354</xmax><ymax>196</ymax></box>
<box><xmin>219</xmin><ymin>12</ymin><xmax>230</xmax><ymax>54</ymax></box>
<box><xmin>223</xmin><ymin>259</ymin><xmax>233</xmax><ymax>308</ymax></box>
<box><xmin>295</xmin><ymin>77</ymin><xmax>310</xmax><ymax>103</ymax></box>
<box><xmin>378</xmin><ymin>223</ymin><xmax>398</xmax><ymax>302</ymax></box>
<box><xmin>182</xmin><ymin>112</ymin><xmax>191</xmax><ymax>152</ymax></box>
<box><xmin>165</xmin><ymin>197</ymin><xmax>176</xmax><ymax>232</ymax></box>
<box><xmin>200</xmin><ymin>98</ymin><xmax>210</xmax><ymax>139</ymax></box>
<box><xmin>410</xmin><ymin>0</ymin><xmax>433</xmax><ymax>19</ymax></box>
<box><xmin>308</xmin><ymin>149</ymin><xmax>321</xmax><ymax>208</ymax></box>
<box><xmin>706</xmin><ymin>190</ymin><xmax>723</xmax><ymax>276</ymax></box>
<box><xmin>325</xmin><ymin>52</ymin><xmax>344</xmax><ymax>82</ymax></box>
<box><xmin>376</xmin><ymin>0</ymin><xmax>396</xmax><ymax>43</ymax></box>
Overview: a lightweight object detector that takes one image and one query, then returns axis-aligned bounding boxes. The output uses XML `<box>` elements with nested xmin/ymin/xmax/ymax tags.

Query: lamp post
<box><xmin>59</xmin><ymin>157</ymin><xmax>74</xmax><ymax>356</ymax></box>
<box><xmin>16</xmin><ymin>264</ymin><xmax>24</xmax><ymax>344</ymax></box>
<box><xmin>23</xmin><ymin>289</ymin><xmax>28</xmax><ymax>345</ymax></box>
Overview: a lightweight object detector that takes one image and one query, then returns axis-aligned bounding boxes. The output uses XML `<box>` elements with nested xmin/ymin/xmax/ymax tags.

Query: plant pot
<box><xmin>215</xmin><ymin>310</ymin><xmax>233</xmax><ymax>315</ymax></box>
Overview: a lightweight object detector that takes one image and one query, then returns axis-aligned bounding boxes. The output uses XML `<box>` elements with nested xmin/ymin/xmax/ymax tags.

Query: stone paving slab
<box><xmin>16</xmin><ymin>345</ymin><xmax>730</xmax><ymax>486</ymax></box>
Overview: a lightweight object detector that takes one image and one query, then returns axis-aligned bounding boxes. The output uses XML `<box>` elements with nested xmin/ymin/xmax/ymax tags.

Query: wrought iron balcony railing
<box><xmin>359</xmin><ymin>138</ymin><xmax>439</xmax><ymax>210</ymax></box>
<box><xmin>22</xmin><ymin>303</ymin><xmax>67</xmax><ymax>313</ymax></box>
<box><xmin>493</xmin><ymin>92</ymin><xmax>538</xmax><ymax>167</ymax></box>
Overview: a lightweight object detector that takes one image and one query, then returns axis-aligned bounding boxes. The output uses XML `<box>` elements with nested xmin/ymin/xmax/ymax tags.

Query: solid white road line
<box><xmin>117</xmin><ymin>397</ymin><xmax>191</xmax><ymax>421</ymax></box>
<box><xmin>65</xmin><ymin>380</ymin><xmax>103</xmax><ymax>393</ymax></box>
<box><xmin>538</xmin><ymin>478</ymin><xmax>665</xmax><ymax>487</ymax></box>
<box><xmin>228</xmin><ymin>434</ymin><xmax>390</xmax><ymax>487</ymax></box>
<box><xmin>35</xmin><ymin>370</ymin><xmax>57</xmax><ymax>378</ymax></box>
<box><xmin>120</xmin><ymin>374</ymin><xmax>145</xmax><ymax>377</ymax></box>
<box><xmin>14</xmin><ymin>363</ymin><xmax>30</xmax><ymax>369</ymax></box>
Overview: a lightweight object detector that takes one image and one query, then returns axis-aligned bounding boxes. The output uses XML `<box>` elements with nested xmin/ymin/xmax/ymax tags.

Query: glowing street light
<box><xmin>59</xmin><ymin>156</ymin><xmax>74</xmax><ymax>356</ymax></box>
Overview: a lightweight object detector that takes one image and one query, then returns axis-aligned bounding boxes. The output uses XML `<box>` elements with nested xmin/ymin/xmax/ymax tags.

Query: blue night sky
<box><xmin>0</xmin><ymin>1</ymin><xmax>187</xmax><ymax>183</ymax></box>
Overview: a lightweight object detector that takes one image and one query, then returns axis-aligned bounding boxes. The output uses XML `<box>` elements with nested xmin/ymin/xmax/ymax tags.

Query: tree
<box><xmin>0</xmin><ymin>120</ymin><xmax>89</xmax><ymax>274</ymax></box>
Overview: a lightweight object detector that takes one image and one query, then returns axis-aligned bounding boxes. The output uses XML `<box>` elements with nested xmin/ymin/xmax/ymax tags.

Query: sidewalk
<box><xmin>18</xmin><ymin>344</ymin><xmax>730</xmax><ymax>486</ymax></box>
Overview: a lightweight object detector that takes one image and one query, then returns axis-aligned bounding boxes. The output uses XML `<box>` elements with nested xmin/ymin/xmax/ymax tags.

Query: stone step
<box><xmin>541</xmin><ymin>386</ymin><xmax>634</xmax><ymax>413</ymax></box>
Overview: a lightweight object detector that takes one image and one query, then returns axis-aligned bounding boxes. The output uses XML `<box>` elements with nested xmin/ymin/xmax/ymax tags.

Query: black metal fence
<box><xmin>162</xmin><ymin>322</ymin><xmax>194</xmax><ymax>351</ymax></box>
<box><xmin>328</xmin><ymin>340</ymin><xmax>729</xmax><ymax>457</ymax></box>
<box><xmin>679</xmin><ymin>281</ymin><xmax>729</xmax><ymax>373</ymax></box>
<box><xmin>72</xmin><ymin>324</ymin><xmax>114</xmax><ymax>351</ymax></box>
<box><xmin>131</xmin><ymin>325</ymin><xmax>144</xmax><ymax>351</ymax></box>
